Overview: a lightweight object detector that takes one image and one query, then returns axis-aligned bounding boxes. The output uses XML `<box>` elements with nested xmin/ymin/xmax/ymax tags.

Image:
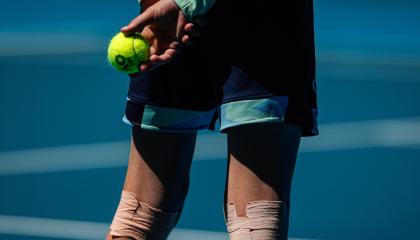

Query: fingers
<box><xmin>175</xmin><ymin>12</ymin><xmax>188</xmax><ymax>41</ymax></box>
<box><xmin>183</xmin><ymin>23</ymin><xmax>199</xmax><ymax>45</ymax></box>
<box><xmin>184</xmin><ymin>23</ymin><xmax>194</xmax><ymax>32</ymax></box>
<box><xmin>139</xmin><ymin>36</ymin><xmax>189</xmax><ymax>71</ymax></box>
<box><xmin>149</xmin><ymin>45</ymin><xmax>157</xmax><ymax>56</ymax></box>
<box><xmin>152</xmin><ymin>48</ymin><xmax>177</xmax><ymax>63</ymax></box>
<box><xmin>184</xmin><ymin>16</ymin><xmax>208</xmax><ymax>37</ymax></box>
<box><xmin>168</xmin><ymin>41</ymin><xmax>180</xmax><ymax>50</ymax></box>
<box><xmin>140</xmin><ymin>48</ymin><xmax>178</xmax><ymax>71</ymax></box>
<box><xmin>182</xmin><ymin>35</ymin><xmax>192</xmax><ymax>45</ymax></box>
<box><xmin>184</xmin><ymin>23</ymin><xmax>201</xmax><ymax>37</ymax></box>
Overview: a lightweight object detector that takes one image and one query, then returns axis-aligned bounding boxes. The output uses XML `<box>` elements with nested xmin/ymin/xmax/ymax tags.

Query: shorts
<box><xmin>123</xmin><ymin>66</ymin><xmax>319</xmax><ymax>137</ymax></box>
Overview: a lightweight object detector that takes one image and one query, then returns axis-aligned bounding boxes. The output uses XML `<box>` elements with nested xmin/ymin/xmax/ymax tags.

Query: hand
<box><xmin>121</xmin><ymin>0</ymin><xmax>193</xmax><ymax>71</ymax></box>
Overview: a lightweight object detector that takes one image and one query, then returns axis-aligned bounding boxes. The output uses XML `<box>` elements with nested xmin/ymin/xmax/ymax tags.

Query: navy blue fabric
<box><xmin>127</xmin><ymin>66</ymin><xmax>274</xmax><ymax>110</ymax></box>
<box><xmin>124</xmin><ymin>99</ymin><xmax>145</xmax><ymax>126</ymax></box>
<box><xmin>127</xmin><ymin>64</ymin><xmax>318</xmax><ymax>137</ymax></box>
<box><xmin>125</xmin><ymin>0</ymin><xmax>319</xmax><ymax>137</ymax></box>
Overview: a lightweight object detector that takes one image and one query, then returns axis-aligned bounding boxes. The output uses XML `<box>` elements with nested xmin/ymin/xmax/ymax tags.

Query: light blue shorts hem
<box><xmin>122</xmin><ymin>96</ymin><xmax>290</xmax><ymax>133</ymax></box>
<box><xmin>122</xmin><ymin>112</ymin><xmax>209</xmax><ymax>133</ymax></box>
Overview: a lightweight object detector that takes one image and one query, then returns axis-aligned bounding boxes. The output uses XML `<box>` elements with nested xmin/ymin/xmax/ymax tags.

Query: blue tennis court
<box><xmin>1</xmin><ymin>0</ymin><xmax>420</xmax><ymax>239</ymax></box>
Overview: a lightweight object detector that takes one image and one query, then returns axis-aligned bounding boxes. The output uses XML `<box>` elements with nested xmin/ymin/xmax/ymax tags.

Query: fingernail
<box><xmin>121</xmin><ymin>26</ymin><xmax>128</xmax><ymax>31</ymax></box>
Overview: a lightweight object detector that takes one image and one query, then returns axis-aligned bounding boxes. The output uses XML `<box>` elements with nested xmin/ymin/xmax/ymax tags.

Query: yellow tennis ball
<box><xmin>107</xmin><ymin>32</ymin><xmax>150</xmax><ymax>74</ymax></box>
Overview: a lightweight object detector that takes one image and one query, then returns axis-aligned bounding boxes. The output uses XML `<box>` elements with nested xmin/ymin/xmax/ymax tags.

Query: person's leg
<box><xmin>224</xmin><ymin>121</ymin><xmax>302</xmax><ymax>240</ymax></box>
<box><xmin>107</xmin><ymin>126</ymin><xmax>197</xmax><ymax>240</ymax></box>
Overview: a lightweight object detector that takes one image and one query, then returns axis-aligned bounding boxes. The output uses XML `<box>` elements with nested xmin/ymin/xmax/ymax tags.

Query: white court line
<box><xmin>317</xmin><ymin>50</ymin><xmax>420</xmax><ymax>68</ymax></box>
<box><xmin>299</xmin><ymin>117</ymin><xmax>420</xmax><ymax>152</ymax></box>
<box><xmin>0</xmin><ymin>117</ymin><xmax>420</xmax><ymax>176</ymax></box>
<box><xmin>0</xmin><ymin>215</ymin><xmax>316</xmax><ymax>240</ymax></box>
<box><xmin>0</xmin><ymin>32</ymin><xmax>107</xmax><ymax>56</ymax></box>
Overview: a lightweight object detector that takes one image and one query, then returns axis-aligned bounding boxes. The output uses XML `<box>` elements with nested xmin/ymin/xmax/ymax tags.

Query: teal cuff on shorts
<box><xmin>219</xmin><ymin>96</ymin><xmax>289</xmax><ymax>132</ymax></box>
<box><xmin>123</xmin><ymin>100</ymin><xmax>215</xmax><ymax>132</ymax></box>
<box><xmin>123</xmin><ymin>96</ymin><xmax>289</xmax><ymax>133</ymax></box>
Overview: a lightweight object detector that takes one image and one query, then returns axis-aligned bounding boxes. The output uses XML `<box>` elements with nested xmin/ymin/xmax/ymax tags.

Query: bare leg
<box><xmin>224</xmin><ymin>121</ymin><xmax>302</xmax><ymax>239</ymax></box>
<box><xmin>107</xmin><ymin>126</ymin><xmax>197</xmax><ymax>240</ymax></box>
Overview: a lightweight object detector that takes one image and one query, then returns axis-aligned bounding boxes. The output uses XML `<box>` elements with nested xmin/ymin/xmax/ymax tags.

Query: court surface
<box><xmin>1</xmin><ymin>0</ymin><xmax>420</xmax><ymax>239</ymax></box>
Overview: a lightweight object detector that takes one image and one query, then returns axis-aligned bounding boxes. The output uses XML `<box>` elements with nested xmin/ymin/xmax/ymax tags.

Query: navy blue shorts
<box><xmin>123</xmin><ymin>66</ymin><xmax>319</xmax><ymax>137</ymax></box>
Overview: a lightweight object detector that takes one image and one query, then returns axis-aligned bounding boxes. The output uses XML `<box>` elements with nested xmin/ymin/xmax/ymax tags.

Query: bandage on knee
<box><xmin>223</xmin><ymin>200</ymin><xmax>286</xmax><ymax>240</ymax></box>
<box><xmin>109</xmin><ymin>190</ymin><xmax>181</xmax><ymax>240</ymax></box>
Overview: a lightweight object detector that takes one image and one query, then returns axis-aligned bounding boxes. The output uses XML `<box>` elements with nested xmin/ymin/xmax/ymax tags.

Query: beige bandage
<box><xmin>223</xmin><ymin>200</ymin><xmax>285</xmax><ymax>240</ymax></box>
<box><xmin>109</xmin><ymin>190</ymin><xmax>181</xmax><ymax>240</ymax></box>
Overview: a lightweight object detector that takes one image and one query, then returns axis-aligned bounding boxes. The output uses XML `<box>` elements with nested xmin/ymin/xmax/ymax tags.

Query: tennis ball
<box><xmin>107</xmin><ymin>32</ymin><xmax>150</xmax><ymax>74</ymax></box>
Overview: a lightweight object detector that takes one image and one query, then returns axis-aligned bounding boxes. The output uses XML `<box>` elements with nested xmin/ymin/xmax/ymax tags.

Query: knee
<box><xmin>108</xmin><ymin>191</ymin><xmax>182</xmax><ymax>240</ymax></box>
<box><xmin>223</xmin><ymin>200</ymin><xmax>290</xmax><ymax>240</ymax></box>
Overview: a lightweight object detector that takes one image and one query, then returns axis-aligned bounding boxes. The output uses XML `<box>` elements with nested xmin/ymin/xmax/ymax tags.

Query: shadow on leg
<box><xmin>224</xmin><ymin>121</ymin><xmax>302</xmax><ymax>240</ymax></box>
<box><xmin>107</xmin><ymin>127</ymin><xmax>197</xmax><ymax>240</ymax></box>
